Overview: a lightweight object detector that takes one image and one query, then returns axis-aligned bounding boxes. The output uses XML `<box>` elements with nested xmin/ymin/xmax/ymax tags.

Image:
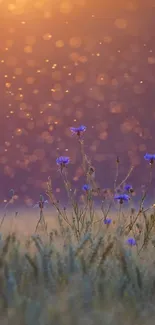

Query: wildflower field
<box><xmin>1</xmin><ymin>126</ymin><xmax>155</xmax><ymax>325</ymax></box>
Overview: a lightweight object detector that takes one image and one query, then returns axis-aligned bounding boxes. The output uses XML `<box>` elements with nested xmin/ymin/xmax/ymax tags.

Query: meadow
<box><xmin>1</xmin><ymin>126</ymin><xmax>155</xmax><ymax>325</ymax></box>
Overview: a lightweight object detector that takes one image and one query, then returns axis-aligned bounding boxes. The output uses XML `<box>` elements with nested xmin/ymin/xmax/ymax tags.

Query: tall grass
<box><xmin>1</xmin><ymin>126</ymin><xmax>155</xmax><ymax>324</ymax></box>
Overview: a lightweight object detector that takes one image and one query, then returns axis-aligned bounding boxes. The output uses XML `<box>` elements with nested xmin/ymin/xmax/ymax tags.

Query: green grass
<box><xmin>0</xmin><ymin>219</ymin><xmax>155</xmax><ymax>325</ymax></box>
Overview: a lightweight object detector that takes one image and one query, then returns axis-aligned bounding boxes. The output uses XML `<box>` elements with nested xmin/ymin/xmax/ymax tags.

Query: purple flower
<box><xmin>9</xmin><ymin>189</ymin><xmax>15</xmax><ymax>198</ymax></box>
<box><xmin>33</xmin><ymin>200</ymin><xmax>48</xmax><ymax>209</ymax></box>
<box><xmin>144</xmin><ymin>153</ymin><xmax>155</xmax><ymax>165</ymax></box>
<box><xmin>70</xmin><ymin>125</ymin><xmax>86</xmax><ymax>136</ymax></box>
<box><xmin>82</xmin><ymin>184</ymin><xmax>91</xmax><ymax>191</ymax></box>
<box><xmin>126</xmin><ymin>237</ymin><xmax>136</xmax><ymax>246</ymax></box>
<box><xmin>114</xmin><ymin>194</ymin><xmax>130</xmax><ymax>204</ymax></box>
<box><xmin>56</xmin><ymin>156</ymin><xmax>70</xmax><ymax>166</ymax></box>
<box><xmin>124</xmin><ymin>184</ymin><xmax>134</xmax><ymax>193</ymax></box>
<box><xmin>104</xmin><ymin>218</ymin><xmax>112</xmax><ymax>225</ymax></box>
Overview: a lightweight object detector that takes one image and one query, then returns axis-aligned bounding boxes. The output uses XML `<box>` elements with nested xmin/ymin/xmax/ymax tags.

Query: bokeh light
<box><xmin>0</xmin><ymin>0</ymin><xmax>155</xmax><ymax>205</ymax></box>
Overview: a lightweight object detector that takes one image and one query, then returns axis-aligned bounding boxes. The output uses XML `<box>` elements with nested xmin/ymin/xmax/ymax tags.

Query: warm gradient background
<box><xmin>0</xmin><ymin>0</ymin><xmax>155</xmax><ymax>207</ymax></box>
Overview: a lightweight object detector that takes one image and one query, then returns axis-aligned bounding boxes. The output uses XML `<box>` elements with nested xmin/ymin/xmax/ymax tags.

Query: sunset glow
<box><xmin>0</xmin><ymin>0</ymin><xmax>155</xmax><ymax>205</ymax></box>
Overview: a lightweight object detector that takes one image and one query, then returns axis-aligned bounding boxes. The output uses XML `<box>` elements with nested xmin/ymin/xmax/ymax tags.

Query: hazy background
<box><xmin>0</xmin><ymin>0</ymin><xmax>155</xmax><ymax>208</ymax></box>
